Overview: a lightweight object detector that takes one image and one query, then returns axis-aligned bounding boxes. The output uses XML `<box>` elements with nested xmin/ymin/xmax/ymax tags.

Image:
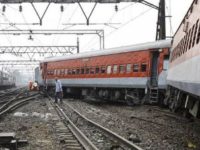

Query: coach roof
<box><xmin>41</xmin><ymin>39</ymin><xmax>171</xmax><ymax>63</ymax></box>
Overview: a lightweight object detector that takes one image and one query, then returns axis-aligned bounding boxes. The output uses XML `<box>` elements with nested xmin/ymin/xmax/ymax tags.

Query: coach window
<box><xmin>47</xmin><ymin>70</ymin><xmax>51</xmax><ymax>75</ymax></box>
<box><xmin>119</xmin><ymin>65</ymin><xmax>125</xmax><ymax>73</ymax></box>
<box><xmin>196</xmin><ymin>22</ymin><xmax>200</xmax><ymax>44</ymax></box>
<box><xmin>107</xmin><ymin>66</ymin><xmax>112</xmax><ymax>74</ymax></box>
<box><xmin>57</xmin><ymin>70</ymin><xmax>60</xmax><ymax>75</ymax></box>
<box><xmin>141</xmin><ymin>63</ymin><xmax>147</xmax><ymax>72</ymax></box>
<box><xmin>113</xmin><ymin>65</ymin><xmax>118</xmax><ymax>74</ymax></box>
<box><xmin>76</xmin><ymin>68</ymin><xmax>80</xmax><ymax>74</ymax></box>
<box><xmin>163</xmin><ymin>55</ymin><xmax>169</xmax><ymax>70</ymax></box>
<box><xmin>81</xmin><ymin>68</ymin><xmax>84</xmax><ymax>74</ymax></box>
<box><xmin>95</xmin><ymin>67</ymin><xmax>100</xmax><ymax>74</ymax></box>
<box><xmin>61</xmin><ymin>69</ymin><xmax>65</xmax><ymax>75</ymax></box>
<box><xmin>133</xmin><ymin>64</ymin><xmax>139</xmax><ymax>72</ymax></box>
<box><xmin>192</xmin><ymin>20</ymin><xmax>199</xmax><ymax>47</ymax></box>
<box><xmin>189</xmin><ymin>25</ymin><xmax>195</xmax><ymax>50</ymax></box>
<box><xmin>126</xmin><ymin>64</ymin><xmax>131</xmax><ymax>73</ymax></box>
<box><xmin>65</xmin><ymin>69</ymin><xmax>68</xmax><ymax>75</ymax></box>
<box><xmin>50</xmin><ymin>70</ymin><xmax>53</xmax><ymax>75</ymax></box>
<box><xmin>86</xmin><ymin>68</ymin><xmax>90</xmax><ymax>74</ymax></box>
<box><xmin>72</xmin><ymin>69</ymin><xmax>76</xmax><ymax>75</ymax></box>
<box><xmin>90</xmin><ymin>68</ymin><xmax>95</xmax><ymax>74</ymax></box>
<box><xmin>68</xmin><ymin>69</ymin><xmax>72</xmax><ymax>75</ymax></box>
<box><xmin>101</xmin><ymin>66</ymin><xmax>106</xmax><ymax>74</ymax></box>
<box><xmin>186</xmin><ymin>29</ymin><xmax>192</xmax><ymax>51</ymax></box>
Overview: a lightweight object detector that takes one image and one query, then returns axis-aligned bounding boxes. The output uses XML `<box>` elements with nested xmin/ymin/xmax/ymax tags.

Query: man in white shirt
<box><xmin>55</xmin><ymin>77</ymin><xmax>63</xmax><ymax>103</ymax></box>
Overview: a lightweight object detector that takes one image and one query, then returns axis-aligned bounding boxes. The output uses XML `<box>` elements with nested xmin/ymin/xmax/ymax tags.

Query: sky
<box><xmin>0</xmin><ymin>0</ymin><xmax>193</xmax><ymax>74</ymax></box>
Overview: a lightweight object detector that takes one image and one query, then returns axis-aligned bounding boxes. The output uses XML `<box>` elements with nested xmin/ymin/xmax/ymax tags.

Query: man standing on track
<box><xmin>55</xmin><ymin>77</ymin><xmax>63</xmax><ymax>103</ymax></box>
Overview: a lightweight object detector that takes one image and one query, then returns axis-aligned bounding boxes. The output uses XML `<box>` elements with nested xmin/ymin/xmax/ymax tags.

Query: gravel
<box><xmin>0</xmin><ymin>95</ymin><xmax>60</xmax><ymax>150</ymax></box>
<box><xmin>64</xmin><ymin>99</ymin><xmax>200</xmax><ymax>150</ymax></box>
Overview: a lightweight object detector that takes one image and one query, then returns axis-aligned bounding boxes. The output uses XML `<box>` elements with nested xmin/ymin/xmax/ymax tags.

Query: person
<box><xmin>55</xmin><ymin>77</ymin><xmax>63</xmax><ymax>103</ymax></box>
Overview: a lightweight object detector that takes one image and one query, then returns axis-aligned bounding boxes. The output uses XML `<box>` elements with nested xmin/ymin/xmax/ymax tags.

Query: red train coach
<box><xmin>40</xmin><ymin>40</ymin><xmax>171</xmax><ymax>104</ymax></box>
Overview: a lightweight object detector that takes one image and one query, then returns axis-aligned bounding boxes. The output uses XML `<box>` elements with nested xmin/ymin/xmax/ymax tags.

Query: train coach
<box><xmin>0</xmin><ymin>71</ymin><xmax>15</xmax><ymax>90</ymax></box>
<box><xmin>39</xmin><ymin>40</ymin><xmax>171</xmax><ymax>105</ymax></box>
<box><xmin>166</xmin><ymin>0</ymin><xmax>200</xmax><ymax>118</ymax></box>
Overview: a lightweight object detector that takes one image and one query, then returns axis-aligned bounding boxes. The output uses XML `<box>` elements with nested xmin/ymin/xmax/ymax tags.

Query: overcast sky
<box><xmin>0</xmin><ymin>0</ymin><xmax>193</xmax><ymax>73</ymax></box>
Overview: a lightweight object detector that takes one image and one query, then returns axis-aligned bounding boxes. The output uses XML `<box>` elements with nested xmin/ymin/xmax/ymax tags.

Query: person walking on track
<box><xmin>55</xmin><ymin>77</ymin><xmax>63</xmax><ymax>103</ymax></box>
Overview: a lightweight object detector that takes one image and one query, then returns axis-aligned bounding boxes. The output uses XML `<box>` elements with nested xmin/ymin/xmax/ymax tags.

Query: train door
<box><xmin>150</xmin><ymin>51</ymin><xmax>159</xmax><ymax>87</ymax></box>
<box><xmin>148</xmin><ymin>50</ymin><xmax>159</xmax><ymax>103</ymax></box>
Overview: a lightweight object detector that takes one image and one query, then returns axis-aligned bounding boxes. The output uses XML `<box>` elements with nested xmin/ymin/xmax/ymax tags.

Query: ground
<box><xmin>64</xmin><ymin>99</ymin><xmax>200</xmax><ymax>150</ymax></box>
<box><xmin>0</xmin><ymin>95</ymin><xmax>200</xmax><ymax>150</ymax></box>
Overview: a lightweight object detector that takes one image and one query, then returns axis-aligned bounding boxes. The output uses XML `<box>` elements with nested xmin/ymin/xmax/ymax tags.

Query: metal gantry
<box><xmin>0</xmin><ymin>1</ymin><xmax>164</xmax><ymax>38</ymax></box>
<box><xmin>0</xmin><ymin>60</ymin><xmax>39</xmax><ymax>66</ymax></box>
<box><xmin>0</xmin><ymin>45</ymin><xmax>78</xmax><ymax>59</ymax></box>
<box><xmin>0</xmin><ymin>0</ymin><xmax>166</xmax><ymax>68</ymax></box>
<box><xmin>0</xmin><ymin>29</ymin><xmax>105</xmax><ymax>50</ymax></box>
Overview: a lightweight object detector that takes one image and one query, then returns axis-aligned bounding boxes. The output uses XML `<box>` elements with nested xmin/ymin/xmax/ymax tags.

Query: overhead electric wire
<box><xmin>166</xmin><ymin>0</ymin><xmax>173</xmax><ymax>37</ymax></box>
<box><xmin>63</xmin><ymin>4</ymin><xmax>79</xmax><ymax>30</ymax></box>
<box><xmin>0</xmin><ymin>12</ymin><xmax>14</xmax><ymax>47</ymax></box>
<box><xmin>106</xmin><ymin>8</ymin><xmax>152</xmax><ymax>38</ymax></box>
<box><xmin>84</xmin><ymin>7</ymin><xmax>152</xmax><ymax>50</ymax></box>
<box><xmin>82</xmin><ymin>3</ymin><xmax>136</xmax><ymax>50</ymax></box>
<box><xmin>52</xmin><ymin>5</ymin><xmax>65</xmax><ymax>45</ymax></box>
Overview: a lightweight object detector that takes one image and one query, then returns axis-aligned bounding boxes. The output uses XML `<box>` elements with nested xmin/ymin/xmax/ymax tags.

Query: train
<box><xmin>36</xmin><ymin>0</ymin><xmax>200</xmax><ymax>119</ymax></box>
<box><xmin>0</xmin><ymin>71</ymin><xmax>16</xmax><ymax>90</ymax></box>
<box><xmin>37</xmin><ymin>40</ymin><xmax>171</xmax><ymax>105</ymax></box>
<box><xmin>165</xmin><ymin>0</ymin><xmax>200</xmax><ymax>118</ymax></box>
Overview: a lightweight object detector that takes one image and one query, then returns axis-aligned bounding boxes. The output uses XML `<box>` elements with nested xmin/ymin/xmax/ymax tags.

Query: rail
<box><xmin>48</xmin><ymin>96</ymin><xmax>98</xmax><ymax>150</ymax></box>
<box><xmin>63</xmin><ymin>101</ymin><xmax>143</xmax><ymax>150</ymax></box>
<box><xmin>0</xmin><ymin>93</ymin><xmax>38</xmax><ymax>117</ymax></box>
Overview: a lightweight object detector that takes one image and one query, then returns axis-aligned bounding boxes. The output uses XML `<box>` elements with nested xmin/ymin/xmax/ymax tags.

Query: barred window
<box><xmin>68</xmin><ymin>69</ymin><xmax>72</xmax><ymax>75</ymax></box>
<box><xmin>95</xmin><ymin>67</ymin><xmax>100</xmax><ymax>74</ymax></box>
<box><xmin>133</xmin><ymin>64</ymin><xmax>139</xmax><ymax>72</ymax></box>
<box><xmin>101</xmin><ymin>66</ymin><xmax>106</xmax><ymax>73</ymax></box>
<box><xmin>86</xmin><ymin>68</ymin><xmax>90</xmax><ymax>74</ymax></box>
<box><xmin>119</xmin><ymin>65</ymin><xmax>125</xmax><ymax>73</ymax></box>
<box><xmin>81</xmin><ymin>68</ymin><xmax>84</xmax><ymax>74</ymax></box>
<box><xmin>90</xmin><ymin>68</ymin><xmax>95</xmax><ymax>74</ymax></box>
<box><xmin>72</xmin><ymin>69</ymin><xmax>76</xmax><ymax>75</ymax></box>
<box><xmin>65</xmin><ymin>69</ymin><xmax>68</xmax><ymax>75</ymax></box>
<box><xmin>126</xmin><ymin>64</ymin><xmax>131</xmax><ymax>73</ymax></box>
<box><xmin>76</xmin><ymin>68</ymin><xmax>80</xmax><ymax>74</ymax></box>
<box><xmin>141</xmin><ymin>64</ymin><xmax>147</xmax><ymax>72</ymax></box>
<box><xmin>113</xmin><ymin>65</ymin><xmax>118</xmax><ymax>74</ymax></box>
<box><xmin>107</xmin><ymin>66</ymin><xmax>112</xmax><ymax>74</ymax></box>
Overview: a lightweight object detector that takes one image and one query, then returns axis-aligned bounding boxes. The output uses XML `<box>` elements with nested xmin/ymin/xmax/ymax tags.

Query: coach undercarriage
<box><xmin>47</xmin><ymin>85</ymin><xmax>167</xmax><ymax>106</ymax></box>
<box><xmin>164</xmin><ymin>86</ymin><xmax>200</xmax><ymax>118</ymax></box>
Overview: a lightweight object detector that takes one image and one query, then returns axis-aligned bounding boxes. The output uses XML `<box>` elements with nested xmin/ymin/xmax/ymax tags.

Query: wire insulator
<box><xmin>61</xmin><ymin>5</ymin><xmax>64</xmax><ymax>12</ymax></box>
<box><xmin>2</xmin><ymin>5</ymin><xmax>6</xmax><ymax>12</ymax></box>
<box><xmin>115</xmin><ymin>5</ymin><xmax>118</xmax><ymax>12</ymax></box>
<box><xmin>19</xmin><ymin>5</ymin><xmax>22</xmax><ymax>12</ymax></box>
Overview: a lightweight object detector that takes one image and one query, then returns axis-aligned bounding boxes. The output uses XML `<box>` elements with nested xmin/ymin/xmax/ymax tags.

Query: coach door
<box><xmin>148</xmin><ymin>50</ymin><xmax>160</xmax><ymax>103</ymax></box>
<box><xmin>150</xmin><ymin>51</ymin><xmax>159</xmax><ymax>87</ymax></box>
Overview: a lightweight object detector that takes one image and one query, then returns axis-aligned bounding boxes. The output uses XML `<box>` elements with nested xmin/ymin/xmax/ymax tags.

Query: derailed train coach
<box><xmin>38</xmin><ymin>40</ymin><xmax>171</xmax><ymax>105</ymax></box>
<box><xmin>165</xmin><ymin>0</ymin><xmax>200</xmax><ymax>118</ymax></box>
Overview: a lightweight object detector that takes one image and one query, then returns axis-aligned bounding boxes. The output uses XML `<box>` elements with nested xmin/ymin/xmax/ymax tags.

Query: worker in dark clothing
<box><xmin>55</xmin><ymin>77</ymin><xmax>63</xmax><ymax>103</ymax></box>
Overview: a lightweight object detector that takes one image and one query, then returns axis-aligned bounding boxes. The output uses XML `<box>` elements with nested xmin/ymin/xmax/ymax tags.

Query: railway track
<box><xmin>0</xmin><ymin>86</ymin><xmax>26</xmax><ymax>100</ymax></box>
<box><xmin>0</xmin><ymin>91</ymin><xmax>39</xmax><ymax>117</ymax></box>
<box><xmin>47</xmin><ymin>97</ymin><xmax>98</xmax><ymax>150</ymax></box>
<box><xmin>48</xmin><ymin>96</ymin><xmax>142</xmax><ymax>150</ymax></box>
